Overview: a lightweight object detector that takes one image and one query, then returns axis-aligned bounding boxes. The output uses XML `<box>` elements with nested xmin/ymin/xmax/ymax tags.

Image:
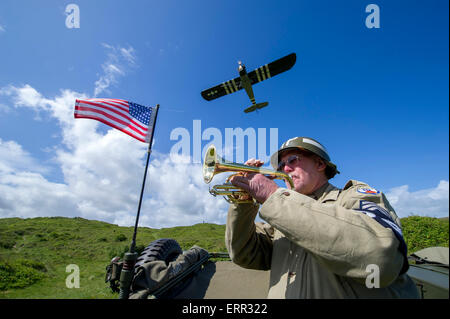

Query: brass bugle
<box><xmin>202</xmin><ymin>145</ymin><xmax>294</xmax><ymax>203</ymax></box>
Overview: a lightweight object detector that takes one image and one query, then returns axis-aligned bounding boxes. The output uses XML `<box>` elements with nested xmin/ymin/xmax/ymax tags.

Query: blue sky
<box><xmin>0</xmin><ymin>0</ymin><xmax>448</xmax><ymax>227</ymax></box>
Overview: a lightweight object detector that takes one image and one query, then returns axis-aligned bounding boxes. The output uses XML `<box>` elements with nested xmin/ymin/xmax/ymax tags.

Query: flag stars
<box><xmin>129</xmin><ymin>102</ymin><xmax>152</xmax><ymax>125</ymax></box>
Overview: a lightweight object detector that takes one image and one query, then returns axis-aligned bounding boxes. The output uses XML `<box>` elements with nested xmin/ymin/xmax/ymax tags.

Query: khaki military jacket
<box><xmin>225</xmin><ymin>180</ymin><xmax>420</xmax><ymax>299</ymax></box>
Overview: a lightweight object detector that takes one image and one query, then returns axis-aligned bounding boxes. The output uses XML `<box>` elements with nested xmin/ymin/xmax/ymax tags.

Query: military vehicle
<box><xmin>201</xmin><ymin>53</ymin><xmax>296</xmax><ymax>113</ymax></box>
<box><xmin>105</xmin><ymin>238</ymin><xmax>270</xmax><ymax>299</ymax></box>
<box><xmin>106</xmin><ymin>148</ymin><xmax>448</xmax><ymax>299</ymax></box>
<box><xmin>407</xmin><ymin>246</ymin><xmax>449</xmax><ymax>299</ymax></box>
<box><xmin>106</xmin><ymin>238</ymin><xmax>448</xmax><ymax>299</ymax></box>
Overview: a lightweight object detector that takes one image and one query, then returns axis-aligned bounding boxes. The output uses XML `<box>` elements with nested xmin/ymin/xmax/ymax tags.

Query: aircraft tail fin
<box><xmin>244</xmin><ymin>102</ymin><xmax>269</xmax><ymax>113</ymax></box>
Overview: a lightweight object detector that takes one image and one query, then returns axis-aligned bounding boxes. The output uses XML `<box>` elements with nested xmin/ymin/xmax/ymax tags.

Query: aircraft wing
<box><xmin>201</xmin><ymin>76</ymin><xmax>242</xmax><ymax>101</ymax></box>
<box><xmin>247</xmin><ymin>53</ymin><xmax>296</xmax><ymax>85</ymax></box>
<box><xmin>201</xmin><ymin>53</ymin><xmax>296</xmax><ymax>101</ymax></box>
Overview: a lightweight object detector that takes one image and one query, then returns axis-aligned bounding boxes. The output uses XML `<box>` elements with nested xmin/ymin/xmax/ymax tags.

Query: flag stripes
<box><xmin>74</xmin><ymin>98</ymin><xmax>155</xmax><ymax>143</ymax></box>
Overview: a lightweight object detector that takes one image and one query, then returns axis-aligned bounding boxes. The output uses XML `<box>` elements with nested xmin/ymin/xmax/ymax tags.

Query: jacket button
<box><xmin>282</xmin><ymin>192</ymin><xmax>290</xmax><ymax>196</ymax></box>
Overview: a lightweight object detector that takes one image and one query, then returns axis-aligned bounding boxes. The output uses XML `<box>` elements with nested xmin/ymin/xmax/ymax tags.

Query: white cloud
<box><xmin>0</xmin><ymin>84</ymin><xmax>46</xmax><ymax>109</ymax></box>
<box><xmin>0</xmin><ymin>25</ymin><xmax>5</xmax><ymax>33</ymax></box>
<box><xmin>0</xmin><ymin>138</ymin><xmax>49</xmax><ymax>174</ymax></box>
<box><xmin>120</xmin><ymin>46</ymin><xmax>137</xmax><ymax>65</ymax></box>
<box><xmin>385</xmin><ymin>180</ymin><xmax>449</xmax><ymax>218</ymax></box>
<box><xmin>94</xmin><ymin>43</ymin><xmax>137</xmax><ymax>97</ymax></box>
<box><xmin>138</xmin><ymin>153</ymin><xmax>228</xmax><ymax>227</ymax></box>
<box><xmin>1</xmin><ymin>41</ymin><xmax>445</xmax><ymax>230</ymax></box>
<box><xmin>0</xmin><ymin>82</ymin><xmax>448</xmax><ymax>227</ymax></box>
<box><xmin>0</xmin><ymin>171</ymin><xmax>78</xmax><ymax>219</ymax></box>
<box><xmin>0</xmin><ymin>83</ymin><xmax>228</xmax><ymax>228</ymax></box>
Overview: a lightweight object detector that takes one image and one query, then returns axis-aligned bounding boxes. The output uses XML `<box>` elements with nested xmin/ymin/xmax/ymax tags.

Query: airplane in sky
<box><xmin>201</xmin><ymin>53</ymin><xmax>297</xmax><ymax>113</ymax></box>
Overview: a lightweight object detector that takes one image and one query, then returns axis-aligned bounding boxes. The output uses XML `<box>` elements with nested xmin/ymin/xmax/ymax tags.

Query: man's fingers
<box><xmin>230</xmin><ymin>175</ymin><xmax>249</xmax><ymax>188</ymax></box>
<box><xmin>244</xmin><ymin>158</ymin><xmax>264</xmax><ymax>167</ymax></box>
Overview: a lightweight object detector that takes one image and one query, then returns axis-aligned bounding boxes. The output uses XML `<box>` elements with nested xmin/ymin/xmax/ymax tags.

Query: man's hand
<box><xmin>230</xmin><ymin>158</ymin><xmax>279</xmax><ymax>204</ymax></box>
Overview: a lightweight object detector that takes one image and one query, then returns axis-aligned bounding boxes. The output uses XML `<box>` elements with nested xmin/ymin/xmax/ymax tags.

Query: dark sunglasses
<box><xmin>277</xmin><ymin>154</ymin><xmax>302</xmax><ymax>172</ymax></box>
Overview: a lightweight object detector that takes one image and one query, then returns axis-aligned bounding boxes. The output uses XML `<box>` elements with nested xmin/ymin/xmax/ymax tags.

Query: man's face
<box><xmin>278</xmin><ymin>149</ymin><xmax>326</xmax><ymax>195</ymax></box>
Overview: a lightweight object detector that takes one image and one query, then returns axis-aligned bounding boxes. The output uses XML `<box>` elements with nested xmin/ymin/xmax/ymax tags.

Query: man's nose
<box><xmin>283</xmin><ymin>165</ymin><xmax>294</xmax><ymax>173</ymax></box>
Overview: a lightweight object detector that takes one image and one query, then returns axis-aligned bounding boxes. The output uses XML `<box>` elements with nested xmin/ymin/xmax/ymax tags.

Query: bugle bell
<box><xmin>202</xmin><ymin>145</ymin><xmax>294</xmax><ymax>203</ymax></box>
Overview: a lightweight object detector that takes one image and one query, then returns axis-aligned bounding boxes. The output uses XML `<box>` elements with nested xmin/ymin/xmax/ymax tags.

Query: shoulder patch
<box><xmin>356</xmin><ymin>200</ymin><xmax>409</xmax><ymax>275</ymax></box>
<box><xmin>356</xmin><ymin>186</ymin><xmax>380</xmax><ymax>195</ymax></box>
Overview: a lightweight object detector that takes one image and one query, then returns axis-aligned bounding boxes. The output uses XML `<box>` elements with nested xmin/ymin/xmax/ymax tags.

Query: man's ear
<box><xmin>314</xmin><ymin>157</ymin><xmax>327</xmax><ymax>172</ymax></box>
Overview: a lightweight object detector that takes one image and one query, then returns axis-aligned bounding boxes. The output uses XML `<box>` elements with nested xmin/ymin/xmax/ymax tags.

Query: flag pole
<box><xmin>130</xmin><ymin>103</ymin><xmax>160</xmax><ymax>253</ymax></box>
<box><xmin>119</xmin><ymin>103</ymin><xmax>160</xmax><ymax>299</ymax></box>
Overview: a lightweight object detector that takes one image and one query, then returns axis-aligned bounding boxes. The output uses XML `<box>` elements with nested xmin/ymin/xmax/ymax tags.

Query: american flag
<box><xmin>74</xmin><ymin>98</ymin><xmax>157</xmax><ymax>143</ymax></box>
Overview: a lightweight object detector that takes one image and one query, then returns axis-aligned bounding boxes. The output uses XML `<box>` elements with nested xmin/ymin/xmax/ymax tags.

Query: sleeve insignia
<box><xmin>356</xmin><ymin>186</ymin><xmax>380</xmax><ymax>195</ymax></box>
<box><xmin>356</xmin><ymin>200</ymin><xmax>409</xmax><ymax>274</ymax></box>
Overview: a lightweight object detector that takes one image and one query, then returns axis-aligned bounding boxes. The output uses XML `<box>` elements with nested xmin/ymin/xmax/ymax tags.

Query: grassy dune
<box><xmin>0</xmin><ymin>217</ymin><xmax>226</xmax><ymax>298</ymax></box>
<box><xmin>0</xmin><ymin>215</ymin><xmax>448</xmax><ymax>299</ymax></box>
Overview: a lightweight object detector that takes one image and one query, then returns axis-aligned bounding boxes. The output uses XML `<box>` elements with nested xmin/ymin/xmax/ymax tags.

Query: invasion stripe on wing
<box><xmin>226</xmin><ymin>81</ymin><xmax>233</xmax><ymax>93</ymax></box>
<box><xmin>264</xmin><ymin>64</ymin><xmax>271</xmax><ymax>78</ymax></box>
<box><xmin>222</xmin><ymin>82</ymin><xmax>230</xmax><ymax>94</ymax></box>
<box><xmin>255</xmin><ymin>68</ymin><xmax>262</xmax><ymax>82</ymax></box>
<box><xmin>259</xmin><ymin>66</ymin><xmax>267</xmax><ymax>81</ymax></box>
<box><xmin>231</xmin><ymin>79</ymin><xmax>238</xmax><ymax>91</ymax></box>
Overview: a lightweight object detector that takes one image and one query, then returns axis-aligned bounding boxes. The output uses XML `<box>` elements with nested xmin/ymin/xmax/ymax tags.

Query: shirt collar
<box><xmin>309</xmin><ymin>182</ymin><xmax>340</xmax><ymax>202</ymax></box>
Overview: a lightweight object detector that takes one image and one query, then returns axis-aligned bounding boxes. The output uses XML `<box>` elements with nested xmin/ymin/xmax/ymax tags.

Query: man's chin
<box><xmin>290</xmin><ymin>184</ymin><xmax>304</xmax><ymax>194</ymax></box>
<box><xmin>294</xmin><ymin>183</ymin><xmax>310</xmax><ymax>195</ymax></box>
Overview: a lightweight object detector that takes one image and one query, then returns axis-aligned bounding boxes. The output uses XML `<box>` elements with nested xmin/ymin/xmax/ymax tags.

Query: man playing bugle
<box><xmin>225</xmin><ymin>136</ymin><xmax>419</xmax><ymax>298</ymax></box>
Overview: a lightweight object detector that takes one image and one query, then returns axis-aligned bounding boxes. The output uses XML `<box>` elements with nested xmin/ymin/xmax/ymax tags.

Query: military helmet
<box><xmin>270</xmin><ymin>137</ymin><xmax>340</xmax><ymax>179</ymax></box>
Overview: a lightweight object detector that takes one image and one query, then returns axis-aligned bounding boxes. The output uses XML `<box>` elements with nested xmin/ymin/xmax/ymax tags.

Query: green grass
<box><xmin>401</xmin><ymin>216</ymin><xmax>449</xmax><ymax>255</ymax></box>
<box><xmin>0</xmin><ymin>215</ymin><xmax>447</xmax><ymax>299</ymax></box>
<box><xmin>0</xmin><ymin>217</ymin><xmax>226</xmax><ymax>299</ymax></box>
